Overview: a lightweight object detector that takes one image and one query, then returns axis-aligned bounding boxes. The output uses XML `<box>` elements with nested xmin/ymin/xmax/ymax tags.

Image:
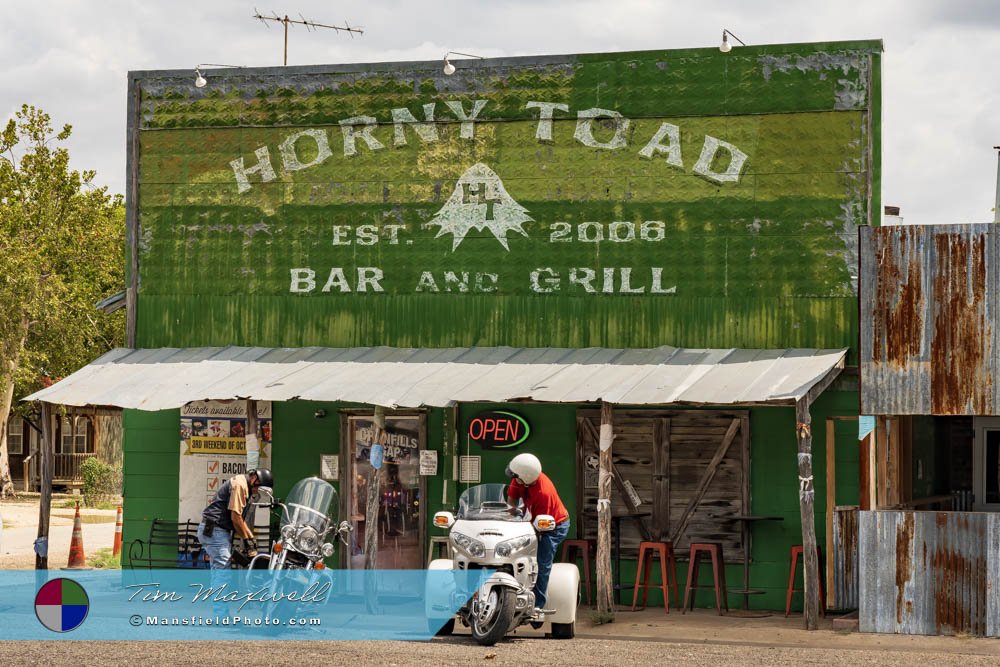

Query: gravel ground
<box><xmin>4</xmin><ymin>500</ymin><xmax>998</xmax><ymax>665</ymax></box>
<box><xmin>0</xmin><ymin>637</ymin><xmax>997</xmax><ymax>666</ymax></box>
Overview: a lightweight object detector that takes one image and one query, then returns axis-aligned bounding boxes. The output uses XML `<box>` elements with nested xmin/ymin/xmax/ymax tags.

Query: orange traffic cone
<box><xmin>64</xmin><ymin>501</ymin><xmax>91</xmax><ymax>570</ymax></box>
<box><xmin>112</xmin><ymin>506</ymin><xmax>123</xmax><ymax>557</ymax></box>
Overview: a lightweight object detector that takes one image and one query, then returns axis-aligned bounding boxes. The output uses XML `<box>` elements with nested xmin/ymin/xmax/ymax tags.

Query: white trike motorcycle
<box><xmin>428</xmin><ymin>483</ymin><xmax>579</xmax><ymax>645</ymax></box>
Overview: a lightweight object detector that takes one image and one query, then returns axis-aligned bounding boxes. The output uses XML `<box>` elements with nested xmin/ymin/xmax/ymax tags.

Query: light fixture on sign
<box><xmin>442</xmin><ymin>51</ymin><xmax>484</xmax><ymax>76</ymax></box>
<box><xmin>193</xmin><ymin>63</ymin><xmax>245</xmax><ymax>88</ymax></box>
<box><xmin>719</xmin><ymin>29</ymin><xmax>746</xmax><ymax>53</ymax></box>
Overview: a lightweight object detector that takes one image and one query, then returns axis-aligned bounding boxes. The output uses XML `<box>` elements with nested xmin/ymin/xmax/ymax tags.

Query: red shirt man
<box><xmin>504</xmin><ymin>453</ymin><xmax>570</xmax><ymax>613</ymax></box>
<box><xmin>507</xmin><ymin>471</ymin><xmax>569</xmax><ymax>524</ymax></box>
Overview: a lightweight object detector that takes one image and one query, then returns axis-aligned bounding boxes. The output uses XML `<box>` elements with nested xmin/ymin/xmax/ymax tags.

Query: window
<box><xmin>59</xmin><ymin>417</ymin><xmax>92</xmax><ymax>454</ymax></box>
<box><xmin>7</xmin><ymin>416</ymin><xmax>23</xmax><ymax>456</ymax></box>
<box><xmin>987</xmin><ymin>431</ymin><xmax>1000</xmax><ymax>505</ymax></box>
<box><xmin>972</xmin><ymin>417</ymin><xmax>1000</xmax><ymax>510</ymax></box>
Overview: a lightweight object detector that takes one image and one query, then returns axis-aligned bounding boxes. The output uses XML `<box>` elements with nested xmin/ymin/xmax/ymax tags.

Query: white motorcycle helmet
<box><xmin>506</xmin><ymin>453</ymin><xmax>542</xmax><ymax>485</ymax></box>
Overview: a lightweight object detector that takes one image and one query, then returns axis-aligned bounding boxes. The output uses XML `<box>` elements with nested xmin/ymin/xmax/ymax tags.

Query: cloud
<box><xmin>1</xmin><ymin>0</ymin><xmax>997</xmax><ymax>224</ymax></box>
<box><xmin>919</xmin><ymin>0</ymin><xmax>1000</xmax><ymax>27</ymax></box>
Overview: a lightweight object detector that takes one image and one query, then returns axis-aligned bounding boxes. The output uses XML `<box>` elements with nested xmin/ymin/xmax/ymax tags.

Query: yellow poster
<box><xmin>186</xmin><ymin>436</ymin><xmax>246</xmax><ymax>455</ymax></box>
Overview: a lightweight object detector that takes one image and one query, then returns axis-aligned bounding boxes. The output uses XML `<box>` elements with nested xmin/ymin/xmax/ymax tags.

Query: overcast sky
<box><xmin>3</xmin><ymin>0</ymin><xmax>998</xmax><ymax>225</ymax></box>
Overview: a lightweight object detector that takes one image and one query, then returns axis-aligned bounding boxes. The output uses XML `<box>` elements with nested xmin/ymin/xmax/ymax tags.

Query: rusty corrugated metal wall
<box><xmin>861</xmin><ymin>224</ymin><xmax>997</xmax><ymax>415</ymax></box>
<box><xmin>831</xmin><ymin>507</ymin><xmax>859</xmax><ymax>610</ymax></box>
<box><xmin>859</xmin><ymin>510</ymin><xmax>1000</xmax><ymax>636</ymax></box>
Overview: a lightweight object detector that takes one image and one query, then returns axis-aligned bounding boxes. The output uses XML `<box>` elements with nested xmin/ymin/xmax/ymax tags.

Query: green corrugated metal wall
<box><xmin>130</xmin><ymin>41</ymin><xmax>880</xmax><ymax>358</ymax></box>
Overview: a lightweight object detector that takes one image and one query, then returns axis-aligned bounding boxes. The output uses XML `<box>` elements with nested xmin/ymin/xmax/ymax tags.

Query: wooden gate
<box><xmin>577</xmin><ymin>409</ymin><xmax>750</xmax><ymax>561</ymax></box>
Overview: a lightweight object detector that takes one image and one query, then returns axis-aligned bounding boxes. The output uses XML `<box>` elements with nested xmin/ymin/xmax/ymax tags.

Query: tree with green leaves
<box><xmin>0</xmin><ymin>105</ymin><xmax>124</xmax><ymax>498</ymax></box>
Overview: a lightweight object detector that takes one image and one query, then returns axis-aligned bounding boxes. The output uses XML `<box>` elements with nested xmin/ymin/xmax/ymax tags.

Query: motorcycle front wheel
<box><xmin>471</xmin><ymin>587</ymin><xmax>515</xmax><ymax>646</ymax></box>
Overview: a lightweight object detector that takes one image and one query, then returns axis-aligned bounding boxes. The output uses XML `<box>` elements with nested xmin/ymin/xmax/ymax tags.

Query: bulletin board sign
<box><xmin>178</xmin><ymin>400</ymin><xmax>272</xmax><ymax>525</ymax></box>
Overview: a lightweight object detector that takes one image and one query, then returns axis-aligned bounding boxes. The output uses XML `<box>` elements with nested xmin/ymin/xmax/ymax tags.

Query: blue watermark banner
<box><xmin>0</xmin><ymin>569</ymin><xmax>487</xmax><ymax>640</ymax></box>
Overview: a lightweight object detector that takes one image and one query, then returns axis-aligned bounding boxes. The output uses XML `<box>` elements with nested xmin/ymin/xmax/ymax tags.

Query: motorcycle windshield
<box><xmin>457</xmin><ymin>483</ymin><xmax>525</xmax><ymax>522</ymax></box>
<box><xmin>281</xmin><ymin>477</ymin><xmax>338</xmax><ymax>533</ymax></box>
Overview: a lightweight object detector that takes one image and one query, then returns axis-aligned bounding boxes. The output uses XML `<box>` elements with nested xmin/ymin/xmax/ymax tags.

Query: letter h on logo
<box><xmin>461</xmin><ymin>181</ymin><xmax>500</xmax><ymax>221</ymax></box>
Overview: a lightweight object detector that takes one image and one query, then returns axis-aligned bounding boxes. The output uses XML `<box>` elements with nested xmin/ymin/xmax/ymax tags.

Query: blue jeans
<box><xmin>197</xmin><ymin>521</ymin><xmax>233</xmax><ymax>570</ymax></box>
<box><xmin>534</xmin><ymin>520</ymin><xmax>570</xmax><ymax>609</ymax></box>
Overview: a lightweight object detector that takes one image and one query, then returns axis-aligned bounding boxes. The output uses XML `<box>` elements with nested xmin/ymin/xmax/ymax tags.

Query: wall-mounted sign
<box><xmin>468</xmin><ymin>410</ymin><xmax>531</xmax><ymax>450</ymax></box>
<box><xmin>459</xmin><ymin>456</ymin><xmax>481</xmax><ymax>483</ymax></box>
<box><xmin>178</xmin><ymin>400</ymin><xmax>272</xmax><ymax>525</ymax></box>
<box><xmin>320</xmin><ymin>455</ymin><xmax>339</xmax><ymax>480</ymax></box>
<box><xmin>419</xmin><ymin>449</ymin><xmax>438</xmax><ymax>476</ymax></box>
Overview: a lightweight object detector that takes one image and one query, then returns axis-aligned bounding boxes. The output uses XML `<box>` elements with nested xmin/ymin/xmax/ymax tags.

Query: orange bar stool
<box><xmin>682</xmin><ymin>542</ymin><xmax>728</xmax><ymax>615</ymax></box>
<box><xmin>559</xmin><ymin>538</ymin><xmax>594</xmax><ymax>605</ymax></box>
<box><xmin>631</xmin><ymin>541</ymin><xmax>679</xmax><ymax>612</ymax></box>
<box><xmin>785</xmin><ymin>544</ymin><xmax>826</xmax><ymax>617</ymax></box>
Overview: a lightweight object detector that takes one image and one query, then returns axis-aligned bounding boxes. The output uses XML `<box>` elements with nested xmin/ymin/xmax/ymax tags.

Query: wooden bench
<box><xmin>128</xmin><ymin>519</ymin><xmax>273</xmax><ymax>569</ymax></box>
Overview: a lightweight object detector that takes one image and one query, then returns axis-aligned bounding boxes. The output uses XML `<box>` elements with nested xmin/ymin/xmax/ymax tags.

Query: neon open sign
<box><xmin>468</xmin><ymin>411</ymin><xmax>531</xmax><ymax>450</ymax></box>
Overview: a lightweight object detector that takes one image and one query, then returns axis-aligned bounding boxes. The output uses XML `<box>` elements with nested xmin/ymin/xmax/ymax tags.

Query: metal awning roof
<box><xmin>23</xmin><ymin>346</ymin><xmax>847</xmax><ymax>411</ymax></box>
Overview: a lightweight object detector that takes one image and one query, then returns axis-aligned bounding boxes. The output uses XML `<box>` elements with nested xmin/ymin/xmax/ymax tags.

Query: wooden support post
<box><xmin>794</xmin><ymin>362</ymin><xmax>843</xmax><ymax>631</ymax></box>
<box><xmin>364</xmin><ymin>407</ymin><xmax>385</xmax><ymax>570</ymax></box>
<box><xmin>442</xmin><ymin>404</ymin><xmax>457</xmax><ymax>506</ymax></box>
<box><xmin>825</xmin><ymin>418</ymin><xmax>836</xmax><ymax>610</ymax></box>
<box><xmin>245</xmin><ymin>399</ymin><xmax>260</xmax><ymax>470</ymax></box>
<box><xmin>899</xmin><ymin>417</ymin><xmax>912</xmax><ymax>505</ymax></box>
<box><xmin>859</xmin><ymin>432</ymin><xmax>872</xmax><ymax>511</ymax></box>
<box><xmin>796</xmin><ymin>398</ymin><xmax>820</xmax><ymax>630</ymax></box>
<box><xmin>596</xmin><ymin>401</ymin><xmax>615</xmax><ymax>614</ymax></box>
<box><xmin>876</xmin><ymin>417</ymin><xmax>889</xmax><ymax>508</ymax></box>
<box><xmin>888</xmin><ymin>418</ymin><xmax>901</xmax><ymax>506</ymax></box>
<box><xmin>35</xmin><ymin>403</ymin><xmax>54</xmax><ymax>570</ymax></box>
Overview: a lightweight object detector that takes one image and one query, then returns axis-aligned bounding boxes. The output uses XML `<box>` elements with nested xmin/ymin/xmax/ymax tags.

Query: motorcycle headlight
<box><xmin>494</xmin><ymin>534</ymin><xmax>532</xmax><ymax>558</ymax></box>
<box><xmin>280</xmin><ymin>524</ymin><xmax>296</xmax><ymax>540</ymax></box>
<box><xmin>321</xmin><ymin>542</ymin><xmax>335</xmax><ymax>557</ymax></box>
<box><xmin>296</xmin><ymin>526</ymin><xmax>320</xmax><ymax>553</ymax></box>
<box><xmin>450</xmin><ymin>532</ymin><xmax>485</xmax><ymax>558</ymax></box>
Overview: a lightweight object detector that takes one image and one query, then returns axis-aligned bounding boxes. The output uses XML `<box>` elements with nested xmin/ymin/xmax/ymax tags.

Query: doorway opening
<box><xmin>344</xmin><ymin>413</ymin><xmax>425</xmax><ymax>569</ymax></box>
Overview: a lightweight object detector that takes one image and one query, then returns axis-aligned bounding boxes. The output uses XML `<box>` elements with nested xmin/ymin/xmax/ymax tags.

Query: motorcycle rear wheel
<box><xmin>471</xmin><ymin>587</ymin><xmax>515</xmax><ymax>646</ymax></box>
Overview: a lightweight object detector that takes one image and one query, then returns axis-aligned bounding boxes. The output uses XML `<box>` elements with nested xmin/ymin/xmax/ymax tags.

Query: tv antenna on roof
<box><xmin>253</xmin><ymin>10</ymin><xmax>364</xmax><ymax>65</ymax></box>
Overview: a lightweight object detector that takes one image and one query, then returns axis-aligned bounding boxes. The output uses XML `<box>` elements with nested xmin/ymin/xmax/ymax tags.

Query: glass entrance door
<box><xmin>347</xmin><ymin>415</ymin><xmax>423</xmax><ymax>569</ymax></box>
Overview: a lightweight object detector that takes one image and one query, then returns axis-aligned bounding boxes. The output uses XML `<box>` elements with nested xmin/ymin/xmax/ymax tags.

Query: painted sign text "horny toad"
<box><xmin>229</xmin><ymin>100</ymin><xmax>749</xmax><ymax>193</ymax></box>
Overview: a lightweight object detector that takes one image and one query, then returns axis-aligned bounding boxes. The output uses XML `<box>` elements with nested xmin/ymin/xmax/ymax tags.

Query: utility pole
<box><xmin>253</xmin><ymin>10</ymin><xmax>363</xmax><ymax>66</ymax></box>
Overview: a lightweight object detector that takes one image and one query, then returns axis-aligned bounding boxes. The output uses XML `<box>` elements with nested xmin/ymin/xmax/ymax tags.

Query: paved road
<box><xmin>1</xmin><ymin>636</ymin><xmax>998</xmax><ymax>666</ymax></box>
